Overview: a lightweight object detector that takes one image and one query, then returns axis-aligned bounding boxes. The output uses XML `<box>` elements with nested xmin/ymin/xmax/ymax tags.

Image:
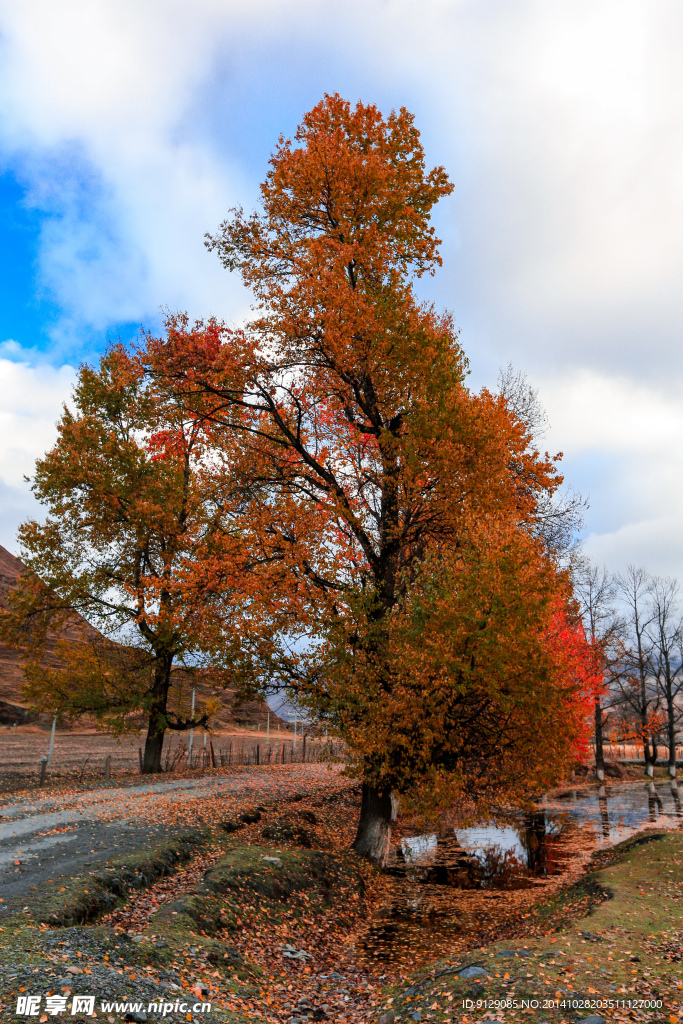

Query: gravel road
<box><xmin>0</xmin><ymin>765</ymin><xmax>346</xmax><ymax>914</ymax></box>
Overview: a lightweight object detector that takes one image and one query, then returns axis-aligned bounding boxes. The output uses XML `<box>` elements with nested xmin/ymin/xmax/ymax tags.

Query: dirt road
<box><xmin>0</xmin><ymin>764</ymin><xmax>347</xmax><ymax>915</ymax></box>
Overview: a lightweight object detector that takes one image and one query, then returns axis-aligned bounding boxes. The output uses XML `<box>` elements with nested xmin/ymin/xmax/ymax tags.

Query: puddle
<box><xmin>359</xmin><ymin>780</ymin><xmax>683</xmax><ymax>967</ymax></box>
<box><xmin>544</xmin><ymin>779</ymin><xmax>683</xmax><ymax>840</ymax></box>
<box><xmin>392</xmin><ymin>809</ymin><xmax>571</xmax><ymax>889</ymax></box>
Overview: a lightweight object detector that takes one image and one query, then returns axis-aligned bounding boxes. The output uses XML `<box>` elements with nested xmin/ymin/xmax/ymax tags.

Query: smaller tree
<box><xmin>615</xmin><ymin>565</ymin><xmax>660</xmax><ymax>774</ymax></box>
<box><xmin>573</xmin><ymin>558</ymin><xmax>622</xmax><ymax>779</ymax></box>
<box><xmin>647</xmin><ymin>575</ymin><xmax>683</xmax><ymax>778</ymax></box>
<box><xmin>0</xmin><ymin>341</ymin><xmax>252</xmax><ymax>772</ymax></box>
<box><xmin>497</xmin><ymin>364</ymin><xmax>586</xmax><ymax>561</ymax></box>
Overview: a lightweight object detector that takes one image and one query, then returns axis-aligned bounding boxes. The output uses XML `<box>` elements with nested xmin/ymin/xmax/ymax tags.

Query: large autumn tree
<box><xmin>150</xmin><ymin>95</ymin><xmax>590</xmax><ymax>860</ymax></box>
<box><xmin>0</xmin><ymin>341</ymin><xmax>260</xmax><ymax>772</ymax></box>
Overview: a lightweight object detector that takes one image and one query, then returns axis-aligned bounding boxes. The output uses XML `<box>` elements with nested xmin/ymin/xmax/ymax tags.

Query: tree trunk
<box><xmin>353</xmin><ymin>784</ymin><xmax>398</xmax><ymax>866</ymax></box>
<box><xmin>594</xmin><ymin>695</ymin><xmax>605</xmax><ymax>780</ymax></box>
<box><xmin>640</xmin><ymin>704</ymin><xmax>655</xmax><ymax>774</ymax></box>
<box><xmin>142</xmin><ymin>654</ymin><xmax>172</xmax><ymax>774</ymax></box>
<box><xmin>666</xmin><ymin>695</ymin><xmax>677</xmax><ymax>778</ymax></box>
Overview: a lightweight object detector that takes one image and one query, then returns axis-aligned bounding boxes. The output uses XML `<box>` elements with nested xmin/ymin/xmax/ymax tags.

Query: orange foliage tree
<box><xmin>146</xmin><ymin>96</ymin><xmax>592</xmax><ymax>860</ymax></box>
<box><xmin>0</xmin><ymin>342</ymin><xmax>268</xmax><ymax>772</ymax></box>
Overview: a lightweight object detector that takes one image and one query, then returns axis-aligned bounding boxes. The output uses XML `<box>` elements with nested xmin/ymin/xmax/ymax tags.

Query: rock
<box><xmin>579</xmin><ymin>1017</ymin><xmax>606</xmax><ymax>1024</ymax></box>
<box><xmin>459</xmin><ymin>966</ymin><xmax>488</xmax><ymax>978</ymax></box>
<box><xmin>282</xmin><ymin>943</ymin><xmax>313</xmax><ymax>961</ymax></box>
<box><xmin>410</xmin><ymin>1012</ymin><xmax>422</xmax><ymax>1022</ymax></box>
<box><xmin>496</xmin><ymin>949</ymin><xmax>533</xmax><ymax>957</ymax></box>
<box><xmin>299</xmin><ymin>810</ymin><xmax>317</xmax><ymax>824</ymax></box>
<box><xmin>124</xmin><ymin>1014</ymin><xmax>147</xmax><ymax>1022</ymax></box>
<box><xmin>378</xmin><ymin>1011</ymin><xmax>396</xmax><ymax>1024</ymax></box>
<box><xmin>403</xmin><ymin>985</ymin><xmax>418</xmax><ymax>997</ymax></box>
<box><xmin>261</xmin><ymin>819</ymin><xmax>314</xmax><ymax>846</ymax></box>
<box><xmin>239</xmin><ymin>809</ymin><xmax>262</xmax><ymax>824</ymax></box>
<box><xmin>219</xmin><ymin>819</ymin><xmax>244</xmax><ymax>834</ymax></box>
<box><xmin>262</xmin><ymin>855</ymin><xmax>283</xmax><ymax>867</ymax></box>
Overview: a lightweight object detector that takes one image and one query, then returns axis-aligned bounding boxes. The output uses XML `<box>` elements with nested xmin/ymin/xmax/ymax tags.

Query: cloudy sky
<box><xmin>0</xmin><ymin>0</ymin><xmax>682</xmax><ymax>579</ymax></box>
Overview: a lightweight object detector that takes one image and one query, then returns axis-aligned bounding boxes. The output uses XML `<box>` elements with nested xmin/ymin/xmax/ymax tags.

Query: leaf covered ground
<box><xmin>0</xmin><ymin>771</ymin><xmax>681</xmax><ymax>1024</ymax></box>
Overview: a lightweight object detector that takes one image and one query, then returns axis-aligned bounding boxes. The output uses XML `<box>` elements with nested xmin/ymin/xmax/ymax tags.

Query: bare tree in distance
<box><xmin>615</xmin><ymin>566</ymin><xmax>660</xmax><ymax>776</ymax></box>
<box><xmin>646</xmin><ymin>575</ymin><xmax>683</xmax><ymax>779</ymax></box>
<box><xmin>573</xmin><ymin>558</ymin><xmax>622</xmax><ymax>780</ymax></box>
<box><xmin>497</xmin><ymin>364</ymin><xmax>548</xmax><ymax>439</ymax></box>
<box><xmin>497</xmin><ymin>364</ymin><xmax>587</xmax><ymax>560</ymax></box>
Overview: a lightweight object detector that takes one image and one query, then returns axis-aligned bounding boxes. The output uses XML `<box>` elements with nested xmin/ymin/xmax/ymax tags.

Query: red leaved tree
<box><xmin>148</xmin><ymin>95</ymin><xmax>591</xmax><ymax>860</ymax></box>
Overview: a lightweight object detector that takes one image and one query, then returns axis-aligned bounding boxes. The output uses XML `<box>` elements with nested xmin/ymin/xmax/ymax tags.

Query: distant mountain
<box><xmin>0</xmin><ymin>544</ymin><xmax>282</xmax><ymax>731</ymax></box>
<box><xmin>0</xmin><ymin>544</ymin><xmax>97</xmax><ymax>725</ymax></box>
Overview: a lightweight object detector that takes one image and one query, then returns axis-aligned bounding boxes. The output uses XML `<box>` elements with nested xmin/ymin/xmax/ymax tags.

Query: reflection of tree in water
<box><xmin>647</xmin><ymin>782</ymin><xmax>664</xmax><ymax>822</ymax></box>
<box><xmin>397</xmin><ymin>811</ymin><xmax>570</xmax><ymax>889</ymax></box>
<box><xmin>598</xmin><ymin>785</ymin><xmax>610</xmax><ymax>839</ymax></box>
<box><xmin>476</xmin><ymin>845</ymin><xmax>528</xmax><ymax>888</ymax></box>
<box><xmin>670</xmin><ymin>781</ymin><xmax>682</xmax><ymax>821</ymax></box>
<box><xmin>518</xmin><ymin>810</ymin><xmax>567</xmax><ymax>877</ymax></box>
<box><xmin>430</xmin><ymin>812</ymin><xmax>568</xmax><ymax>888</ymax></box>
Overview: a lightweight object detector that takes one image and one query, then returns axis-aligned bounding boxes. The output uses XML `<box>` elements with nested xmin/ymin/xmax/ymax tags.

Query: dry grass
<box><xmin>0</xmin><ymin>724</ymin><xmax>326</xmax><ymax>793</ymax></box>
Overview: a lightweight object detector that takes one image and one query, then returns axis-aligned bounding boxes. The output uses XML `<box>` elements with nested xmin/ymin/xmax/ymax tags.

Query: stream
<box><xmin>360</xmin><ymin>780</ymin><xmax>683</xmax><ymax>966</ymax></box>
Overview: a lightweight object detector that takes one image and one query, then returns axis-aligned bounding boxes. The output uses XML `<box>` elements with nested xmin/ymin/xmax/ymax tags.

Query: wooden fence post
<box><xmin>256</xmin><ymin>744</ymin><xmax>260</xmax><ymax>766</ymax></box>
<box><xmin>104</xmin><ymin>756</ymin><xmax>111</xmax><ymax>780</ymax></box>
<box><xmin>39</xmin><ymin>755</ymin><xmax>48</xmax><ymax>787</ymax></box>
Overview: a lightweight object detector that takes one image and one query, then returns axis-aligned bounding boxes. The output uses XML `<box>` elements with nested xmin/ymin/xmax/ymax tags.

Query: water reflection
<box><xmin>392</xmin><ymin>780</ymin><xmax>683</xmax><ymax>890</ymax></box>
<box><xmin>598</xmin><ymin>785</ymin><xmax>610</xmax><ymax>839</ymax></box>
<box><xmin>362</xmin><ymin>781</ymin><xmax>683</xmax><ymax>967</ymax></box>
<box><xmin>395</xmin><ymin>811</ymin><xmax>571</xmax><ymax>889</ymax></box>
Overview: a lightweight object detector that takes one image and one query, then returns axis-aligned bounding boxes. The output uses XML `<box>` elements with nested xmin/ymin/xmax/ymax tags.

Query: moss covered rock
<box><xmin>204</xmin><ymin>846</ymin><xmax>361</xmax><ymax>903</ymax></box>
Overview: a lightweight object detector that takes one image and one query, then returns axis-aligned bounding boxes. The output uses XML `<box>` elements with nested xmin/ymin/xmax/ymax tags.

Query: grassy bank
<box><xmin>1</xmin><ymin>787</ymin><xmax>681</xmax><ymax>1023</ymax></box>
<box><xmin>377</xmin><ymin>829</ymin><xmax>683</xmax><ymax>1024</ymax></box>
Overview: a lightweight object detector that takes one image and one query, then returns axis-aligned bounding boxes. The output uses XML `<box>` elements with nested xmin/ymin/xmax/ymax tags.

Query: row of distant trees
<box><xmin>576</xmin><ymin>561</ymin><xmax>683</xmax><ymax>778</ymax></box>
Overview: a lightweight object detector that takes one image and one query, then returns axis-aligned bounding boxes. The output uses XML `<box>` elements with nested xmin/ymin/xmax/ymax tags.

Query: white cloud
<box><xmin>0</xmin><ymin>0</ymin><xmax>263</xmax><ymax>341</ymax></box>
<box><xmin>539</xmin><ymin>370</ymin><xmax>683</xmax><ymax>578</ymax></box>
<box><xmin>0</xmin><ymin>0</ymin><xmax>682</xmax><ymax>578</ymax></box>
<box><xmin>0</xmin><ymin>348</ymin><xmax>74</xmax><ymax>551</ymax></box>
<box><xmin>542</xmin><ymin>371</ymin><xmax>683</xmax><ymax>457</ymax></box>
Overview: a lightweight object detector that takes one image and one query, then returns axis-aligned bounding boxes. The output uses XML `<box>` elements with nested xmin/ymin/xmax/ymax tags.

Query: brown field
<box><xmin>0</xmin><ymin>722</ymin><xmax>336</xmax><ymax>793</ymax></box>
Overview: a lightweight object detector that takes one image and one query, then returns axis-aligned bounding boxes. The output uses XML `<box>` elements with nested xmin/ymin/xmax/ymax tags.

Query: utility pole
<box><xmin>47</xmin><ymin>712</ymin><xmax>57</xmax><ymax>767</ymax></box>
<box><xmin>188</xmin><ymin>688</ymin><xmax>195</xmax><ymax>763</ymax></box>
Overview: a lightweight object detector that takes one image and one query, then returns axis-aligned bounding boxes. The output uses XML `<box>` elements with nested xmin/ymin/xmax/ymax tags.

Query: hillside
<box><xmin>0</xmin><ymin>544</ymin><xmax>281</xmax><ymax>730</ymax></box>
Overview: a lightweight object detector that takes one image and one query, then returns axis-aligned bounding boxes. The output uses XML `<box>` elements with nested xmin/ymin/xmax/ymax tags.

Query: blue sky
<box><xmin>1</xmin><ymin>0</ymin><xmax>683</xmax><ymax>578</ymax></box>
